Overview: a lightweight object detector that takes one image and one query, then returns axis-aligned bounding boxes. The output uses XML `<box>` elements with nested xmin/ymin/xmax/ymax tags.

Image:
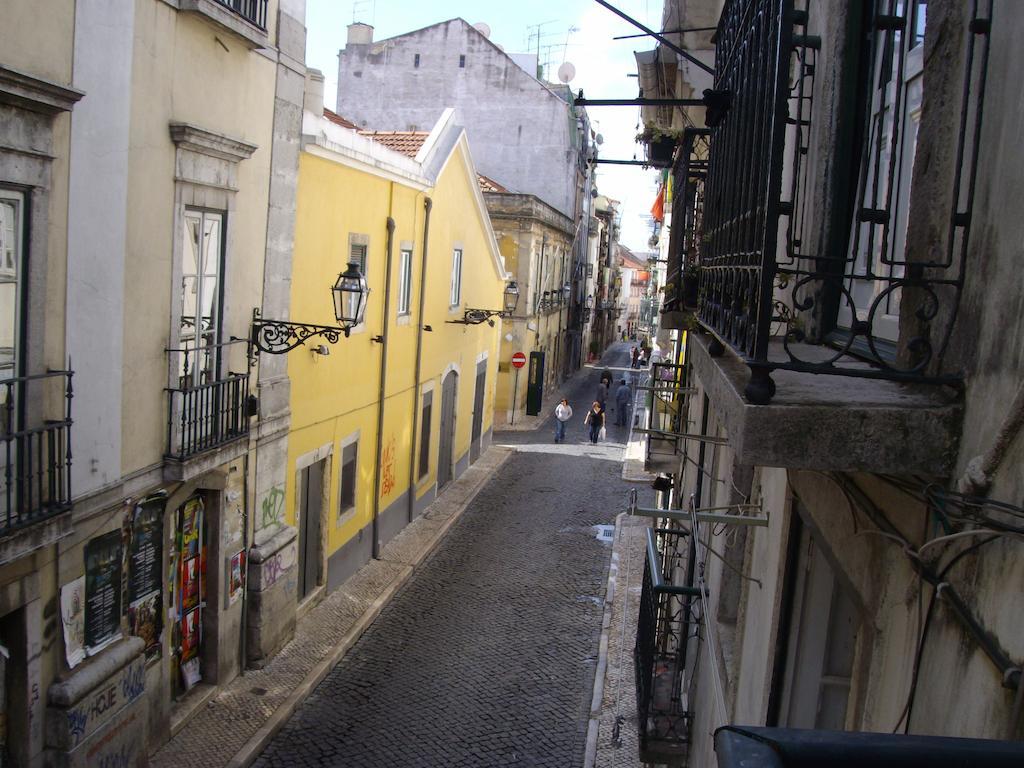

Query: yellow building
<box><xmin>282</xmin><ymin>81</ymin><xmax>506</xmax><ymax>596</ymax></box>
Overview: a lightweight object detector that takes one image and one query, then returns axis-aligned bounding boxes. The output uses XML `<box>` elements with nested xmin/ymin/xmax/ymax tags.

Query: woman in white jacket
<box><xmin>554</xmin><ymin>399</ymin><xmax>572</xmax><ymax>443</ymax></box>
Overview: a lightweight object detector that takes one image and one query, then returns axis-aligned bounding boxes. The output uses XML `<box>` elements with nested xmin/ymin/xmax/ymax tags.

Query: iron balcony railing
<box><xmin>213</xmin><ymin>0</ymin><xmax>268</xmax><ymax>29</ymax></box>
<box><xmin>166</xmin><ymin>341</ymin><xmax>251</xmax><ymax>461</ymax></box>
<box><xmin>663</xmin><ymin>129</ymin><xmax>709</xmax><ymax>316</ymax></box>
<box><xmin>635</xmin><ymin>525</ymin><xmax>699</xmax><ymax>765</ymax></box>
<box><xmin>1</xmin><ymin>371</ymin><xmax>73</xmax><ymax>534</ymax></box>
<box><xmin>696</xmin><ymin>0</ymin><xmax>992</xmax><ymax>403</ymax></box>
<box><xmin>644</xmin><ymin>361</ymin><xmax>689</xmax><ymax>472</ymax></box>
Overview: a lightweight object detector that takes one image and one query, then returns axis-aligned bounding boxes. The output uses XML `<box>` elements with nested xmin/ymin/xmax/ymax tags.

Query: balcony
<box><xmin>0</xmin><ymin>371</ymin><xmax>74</xmax><ymax>563</ymax></box>
<box><xmin>635</xmin><ymin>525</ymin><xmax>698</xmax><ymax>765</ymax></box>
<box><xmin>694</xmin><ymin>0</ymin><xmax>989</xmax><ymax>406</ymax></box>
<box><xmin>164</xmin><ymin>342</ymin><xmax>252</xmax><ymax>481</ymax></box>
<box><xmin>640</xmin><ymin>361</ymin><xmax>691</xmax><ymax>475</ymax></box>
<box><xmin>174</xmin><ymin>0</ymin><xmax>269</xmax><ymax>48</ymax></box>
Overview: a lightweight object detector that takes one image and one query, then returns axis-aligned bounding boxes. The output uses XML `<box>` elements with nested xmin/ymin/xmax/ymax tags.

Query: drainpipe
<box><xmin>371</xmin><ymin>213</ymin><xmax>396</xmax><ymax>559</ymax></box>
<box><xmin>407</xmin><ymin>197</ymin><xmax>432</xmax><ymax>525</ymax></box>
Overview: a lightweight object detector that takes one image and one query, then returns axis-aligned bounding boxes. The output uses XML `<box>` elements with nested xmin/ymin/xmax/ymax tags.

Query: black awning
<box><xmin>715</xmin><ymin>726</ymin><xmax>1024</xmax><ymax>767</ymax></box>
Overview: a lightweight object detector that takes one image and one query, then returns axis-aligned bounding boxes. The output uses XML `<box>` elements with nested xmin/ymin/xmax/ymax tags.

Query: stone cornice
<box><xmin>0</xmin><ymin>65</ymin><xmax>84</xmax><ymax>115</ymax></box>
<box><xmin>169</xmin><ymin>122</ymin><xmax>258</xmax><ymax>162</ymax></box>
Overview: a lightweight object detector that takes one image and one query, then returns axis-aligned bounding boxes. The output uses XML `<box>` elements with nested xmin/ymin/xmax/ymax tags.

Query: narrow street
<box><xmin>252</xmin><ymin>343</ymin><xmax>650</xmax><ymax>767</ymax></box>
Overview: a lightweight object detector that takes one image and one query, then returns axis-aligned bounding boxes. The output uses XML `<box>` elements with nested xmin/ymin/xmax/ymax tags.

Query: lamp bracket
<box><xmin>445</xmin><ymin>308</ymin><xmax>509</xmax><ymax>326</ymax></box>
<box><xmin>250</xmin><ymin>308</ymin><xmax>345</xmax><ymax>355</ymax></box>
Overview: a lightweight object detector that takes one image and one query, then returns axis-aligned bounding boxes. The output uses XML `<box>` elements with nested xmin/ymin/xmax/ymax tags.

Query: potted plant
<box><xmin>681</xmin><ymin>264</ymin><xmax>700</xmax><ymax>311</ymax></box>
<box><xmin>636</xmin><ymin>124</ymin><xmax>683</xmax><ymax>165</ymax></box>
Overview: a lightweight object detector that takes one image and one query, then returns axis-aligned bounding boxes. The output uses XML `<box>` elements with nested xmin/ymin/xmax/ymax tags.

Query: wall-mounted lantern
<box><xmin>251</xmin><ymin>262</ymin><xmax>368</xmax><ymax>355</ymax></box>
<box><xmin>448</xmin><ymin>280</ymin><xmax>520</xmax><ymax>326</ymax></box>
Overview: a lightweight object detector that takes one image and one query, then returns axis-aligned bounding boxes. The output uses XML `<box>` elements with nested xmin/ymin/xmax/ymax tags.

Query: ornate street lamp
<box><xmin>448</xmin><ymin>280</ymin><xmax>520</xmax><ymax>326</ymax></box>
<box><xmin>251</xmin><ymin>262</ymin><xmax>368</xmax><ymax>354</ymax></box>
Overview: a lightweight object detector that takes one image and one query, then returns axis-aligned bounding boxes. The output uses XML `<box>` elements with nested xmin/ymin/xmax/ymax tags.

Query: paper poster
<box><xmin>128</xmin><ymin>495</ymin><xmax>163</xmax><ymax>603</ymax></box>
<box><xmin>182</xmin><ymin>558</ymin><xmax>200</xmax><ymax>611</ymax></box>
<box><xmin>85</xmin><ymin>530</ymin><xmax>123</xmax><ymax>653</ymax></box>
<box><xmin>128</xmin><ymin>593</ymin><xmax>161</xmax><ymax>660</ymax></box>
<box><xmin>60</xmin><ymin>576</ymin><xmax>86</xmax><ymax>668</ymax></box>
<box><xmin>228</xmin><ymin>550</ymin><xmax>245</xmax><ymax>605</ymax></box>
<box><xmin>180</xmin><ymin>607</ymin><xmax>200</xmax><ymax>662</ymax></box>
<box><xmin>180</xmin><ymin>657</ymin><xmax>201</xmax><ymax>691</ymax></box>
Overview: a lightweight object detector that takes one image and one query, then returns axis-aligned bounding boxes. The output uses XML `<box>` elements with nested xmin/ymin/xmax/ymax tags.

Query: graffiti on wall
<box><xmin>62</xmin><ymin>655</ymin><xmax>146</xmax><ymax>750</ymax></box>
<box><xmin>259</xmin><ymin>486</ymin><xmax>285</xmax><ymax>530</ymax></box>
<box><xmin>381</xmin><ymin>436</ymin><xmax>397</xmax><ymax>497</ymax></box>
<box><xmin>259</xmin><ymin>540</ymin><xmax>297</xmax><ymax>589</ymax></box>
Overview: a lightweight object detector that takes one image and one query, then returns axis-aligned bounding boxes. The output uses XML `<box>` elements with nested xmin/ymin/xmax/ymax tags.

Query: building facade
<box><xmin>0</xmin><ymin>1</ymin><xmax>306</xmax><ymax>764</ymax></box>
<box><xmin>636</xmin><ymin>0</ymin><xmax>1024</xmax><ymax>765</ymax></box>
<box><xmin>281</xmin><ymin>81</ymin><xmax>506</xmax><ymax>601</ymax></box>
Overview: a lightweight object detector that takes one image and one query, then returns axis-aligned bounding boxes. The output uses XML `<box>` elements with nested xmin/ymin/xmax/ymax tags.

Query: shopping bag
<box><xmin>599</xmin><ymin>425</ymin><xmax>607</xmax><ymax>440</ymax></box>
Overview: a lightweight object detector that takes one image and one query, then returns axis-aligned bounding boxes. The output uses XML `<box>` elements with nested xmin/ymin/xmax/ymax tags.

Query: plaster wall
<box><xmin>337</xmin><ymin>19</ymin><xmax>579</xmax><ymax>217</ymax></box>
<box><xmin>67</xmin><ymin>0</ymin><xmax>135</xmax><ymax>497</ymax></box>
<box><xmin>119</xmin><ymin>4</ymin><xmax>276</xmax><ymax>475</ymax></box>
<box><xmin>2</xmin><ymin>0</ymin><xmax>75</xmax><ymax>85</ymax></box>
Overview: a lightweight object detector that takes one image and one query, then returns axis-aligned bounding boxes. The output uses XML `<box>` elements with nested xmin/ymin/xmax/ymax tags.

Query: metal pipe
<box><xmin>371</xmin><ymin>215</ymin><xmax>396</xmax><ymax>559</ymax></box>
<box><xmin>575</xmin><ymin>97</ymin><xmax>707</xmax><ymax>107</ymax></box>
<box><xmin>407</xmin><ymin>198</ymin><xmax>432</xmax><ymax>525</ymax></box>
<box><xmin>591</xmin><ymin>0</ymin><xmax>715</xmax><ymax>76</ymax></box>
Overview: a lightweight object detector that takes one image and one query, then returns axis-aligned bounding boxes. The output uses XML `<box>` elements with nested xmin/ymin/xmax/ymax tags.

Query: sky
<box><xmin>305</xmin><ymin>0</ymin><xmax>665</xmax><ymax>252</ymax></box>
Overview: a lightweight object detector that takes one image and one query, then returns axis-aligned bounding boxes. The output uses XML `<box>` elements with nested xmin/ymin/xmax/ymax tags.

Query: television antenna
<box><xmin>352</xmin><ymin>0</ymin><xmax>374</xmax><ymax>25</ymax></box>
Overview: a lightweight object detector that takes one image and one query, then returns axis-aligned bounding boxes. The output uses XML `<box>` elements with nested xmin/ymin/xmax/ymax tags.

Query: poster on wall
<box><xmin>228</xmin><ymin>550</ymin><xmax>245</xmax><ymax>605</ymax></box>
<box><xmin>128</xmin><ymin>493</ymin><xmax>164</xmax><ymax>659</ymax></box>
<box><xmin>60</xmin><ymin>575</ymin><xmax>86</xmax><ymax>668</ymax></box>
<box><xmin>84</xmin><ymin>530</ymin><xmax>123</xmax><ymax>653</ymax></box>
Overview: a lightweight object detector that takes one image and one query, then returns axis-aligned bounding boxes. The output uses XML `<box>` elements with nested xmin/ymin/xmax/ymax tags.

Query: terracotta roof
<box><xmin>477</xmin><ymin>174</ymin><xmax>509</xmax><ymax>193</ymax></box>
<box><xmin>356</xmin><ymin>130</ymin><xmax>430</xmax><ymax>157</ymax></box>
<box><xmin>323</xmin><ymin>108</ymin><xmax>360</xmax><ymax>130</ymax></box>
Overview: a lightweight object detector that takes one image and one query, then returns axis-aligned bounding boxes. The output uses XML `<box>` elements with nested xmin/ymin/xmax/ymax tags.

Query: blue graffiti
<box><xmin>121</xmin><ymin>663</ymin><xmax>145</xmax><ymax>703</ymax></box>
<box><xmin>97</xmin><ymin>743</ymin><xmax>134</xmax><ymax>768</ymax></box>
<box><xmin>68</xmin><ymin>708</ymin><xmax>88</xmax><ymax>745</ymax></box>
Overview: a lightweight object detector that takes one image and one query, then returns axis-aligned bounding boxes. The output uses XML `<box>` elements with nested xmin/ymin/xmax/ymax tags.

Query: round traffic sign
<box><xmin>511</xmin><ymin>352</ymin><xmax>527</xmax><ymax>369</ymax></box>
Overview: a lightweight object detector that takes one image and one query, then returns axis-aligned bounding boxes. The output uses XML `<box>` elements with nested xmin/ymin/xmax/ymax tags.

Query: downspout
<box><xmin>372</xmin><ymin>210</ymin><xmax>397</xmax><ymax>559</ymax></box>
<box><xmin>407</xmin><ymin>197</ymin><xmax>432</xmax><ymax>525</ymax></box>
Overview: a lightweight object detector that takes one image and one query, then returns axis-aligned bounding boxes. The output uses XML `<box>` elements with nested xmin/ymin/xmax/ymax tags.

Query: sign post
<box><xmin>510</xmin><ymin>352</ymin><xmax>526</xmax><ymax>425</ymax></box>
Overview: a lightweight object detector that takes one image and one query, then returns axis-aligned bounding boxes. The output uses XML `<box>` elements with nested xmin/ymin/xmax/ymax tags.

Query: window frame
<box><xmin>418</xmin><ymin>390</ymin><xmax>433</xmax><ymax>481</ymax></box>
<box><xmin>0</xmin><ymin>188</ymin><xmax>26</xmax><ymax>384</ymax></box>
<box><xmin>449</xmin><ymin>248</ymin><xmax>463</xmax><ymax>308</ymax></box>
<box><xmin>178</xmin><ymin>206</ymin><xmax>226</xmax><ymax>387</ymax></box>
<box><xmin>338</xmin><ymin>436</ymin><xmax>358</xmax><ymax>522</ymax></box>
<box><xmin>397</xmin><ymin>248</ymin><xmax>413</xmax><ymax>316</ymax></box>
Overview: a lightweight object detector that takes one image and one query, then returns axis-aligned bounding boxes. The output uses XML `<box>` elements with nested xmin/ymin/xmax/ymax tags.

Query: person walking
<box><xmin>631</xmin><ymin>346</ymin><xmax>640</xmax><ymax>369</ymax></box>
<box><xmin>554</xmin><ymin>398</ymin><xmax>572</xmax><ymax>443</ymax></box>
<box><xmin>596</xmin><ymin>380</ymin><xmax>609</xmax><ymax>413</ymax></box>
<box><xmin>583</xmin><ymin>401</ymin><xmax>604</xmax><ymax>444</ymax></box>
<box><xmin>615</xmin><ymin>379</ymin><xmax>632</xmax><ymax>426</ymax></box>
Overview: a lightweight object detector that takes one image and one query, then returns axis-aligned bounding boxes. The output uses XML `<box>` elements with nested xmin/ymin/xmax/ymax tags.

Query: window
<box><xmin>178</xmin><ymin>209</ymin><xmax>224</xmax><ymax>386</ymax></box>
<box><xmin>449</xmin><ymin>248</ymin><xmax>462</xmax><ymax>307</ymax></box>
<box><xmin>776</xmin><ymin>515</ymin><xmax>860</xmax><ymax>730</ymax></box>
<box><xmin>459</xmin><ymin>54</ymin><xmax>466</xmax><ymax>68</ymax></box>
<box><xmin>339</xmin><ymin>439</ymin><xmax>358</xmax><ymax>517</ymax></box>
<box><xmin>0</xmin><ymin>190</ymin><xmax>23</xmax><ymax>382</ymax></box>
<box><xmin>350</xmin><ymin>240</ymin><xmax>368</xmax><ymax>275</ymax></box>
<box><xmin>414</xmin><ymin>53</ymin><xmax>421</xmax><ymax>68</ymax></box>
<box><xmin>838</xmin><ymin>1</ymin><xmax>925</xmax><ymax>346</ymax></box>
<box><xmin>398</xmin><ymin>249</ymin><xmax>413</xmax><ymax>316</ymax></box>
<box><xmin>418</xmin><ymin>391</ymin><xmax>432</xmax><ymax>480</ymax></box>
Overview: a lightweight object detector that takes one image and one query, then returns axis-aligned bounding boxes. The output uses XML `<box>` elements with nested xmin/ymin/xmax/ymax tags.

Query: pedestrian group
<box><xmin>552</xmin><ymin>370</ymin><xmax>633</xmax><ymax>444</ymax></box>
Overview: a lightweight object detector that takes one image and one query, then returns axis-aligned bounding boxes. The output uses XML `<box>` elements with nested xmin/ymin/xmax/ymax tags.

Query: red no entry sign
<box><xmin>511</xmin><ymin>352</ymin><xmax>527</xmax><ymax>369</ymax></box>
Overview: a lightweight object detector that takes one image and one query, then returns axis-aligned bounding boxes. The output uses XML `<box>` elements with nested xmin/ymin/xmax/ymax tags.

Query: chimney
<box><xmin>347</xmin><ymin>23</ymin><xmax>374</xmax><ymax>46</ymax></box>
<box><xmin>304</xmin><ymin>68</ymin><xmax>324</xmax><ymax>118</ymax></box>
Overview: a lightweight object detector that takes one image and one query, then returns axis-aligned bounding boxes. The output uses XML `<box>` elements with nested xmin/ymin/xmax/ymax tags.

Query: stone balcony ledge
<box><xmin>688</xmin><ymin>333</ymin><xmax>962</xmax><ymax>475</ymax></box>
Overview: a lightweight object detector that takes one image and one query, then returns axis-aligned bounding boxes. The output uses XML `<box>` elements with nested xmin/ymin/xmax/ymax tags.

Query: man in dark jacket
<box><xmin>615</xmin><ymin>379</ymin><xmax>632</xmax><ymax>426</ymax></box>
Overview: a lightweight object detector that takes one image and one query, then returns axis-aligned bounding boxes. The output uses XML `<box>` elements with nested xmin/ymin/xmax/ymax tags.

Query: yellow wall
<box><xmin>287</xmin><ymin>137</ymin><xmax>503</xmax><ymax>561</ymax></box>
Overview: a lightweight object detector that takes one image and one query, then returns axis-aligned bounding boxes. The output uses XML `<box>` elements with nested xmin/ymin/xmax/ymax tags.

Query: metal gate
<box><xmin>437</xmin><ymin>370</ymin><xmax>458</xmax><ymax>488</ymax></box>
<box><xmin>298</xmin><ymin>459</ymin><xmax>324</xmax><ymax>600</ymax></box>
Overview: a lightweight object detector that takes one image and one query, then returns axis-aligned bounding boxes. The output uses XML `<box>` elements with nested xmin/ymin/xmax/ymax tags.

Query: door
<box><xmin>526</xmin><ymin>351</ymin><xmax>545</xmax><ymax>416</ymax></box>
<box><xmin>437</xmin><ymin>371</ymin><xmax>458</xmax><ymax>488</ymax></box>
<box><xmin>298</xmin><ymin>460</ymin><xmax>324</xmax><ymax>600</ymax></box>
<box><xmin>470</xmin><ymin>362</ymin><xmax>486</xmax><ymax>464</ymax></box>
<box><xmin>173</xmin><ymin>494</ymin><xmax>206</xmax><ymax>696</ymax></box>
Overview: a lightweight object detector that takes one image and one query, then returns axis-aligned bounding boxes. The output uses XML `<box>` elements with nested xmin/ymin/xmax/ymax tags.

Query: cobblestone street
<box><xmin>253</xmin><ymin>343</ymin><xmax>650</xmax><ymax>767</ymax></box>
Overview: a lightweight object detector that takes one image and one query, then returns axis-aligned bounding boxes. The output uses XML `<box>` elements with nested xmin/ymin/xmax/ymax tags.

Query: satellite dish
<box><xmin>473</xmin><ymin>22</ymin><xmax>491</xmax><ymax>39</ymax></box>
<box><xmin>557</xmin><ymin>62</ymin><xmax>576</xmax><ymax>84</ymax></box>
<box><xmin>595</xmin><ymin>133</ymin><xmax>604</xmax><ymax>145</ymax></box>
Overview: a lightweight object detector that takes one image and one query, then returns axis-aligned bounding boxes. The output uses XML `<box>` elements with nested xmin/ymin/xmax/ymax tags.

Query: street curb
<box><xmin>584</xmin><ymin>510</ymin><xmax>627</xmax><ymax>768</ymax></box>
<box><xmin>226</xmin><ymin>447</ymin><xmax>513</xmax><ymax>767</ymax></box>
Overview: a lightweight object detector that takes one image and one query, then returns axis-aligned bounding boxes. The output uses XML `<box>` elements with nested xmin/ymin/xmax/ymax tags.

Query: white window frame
<box><xmin>398</xmin><ymin>248</ymin><xmax>413</xmax><ymax>316</ymax></box>
<box><xmin>178</xmin><ymin>208</ymin><xmax>225</xmax><ymax>387</ymax></box>
<box><xmin>0</xmin><ymin>189</ymin><xmax>24</xmax><ymax>383</ymax></box>
<box><xmin>449</xmin><ymin>248</ymin><xmax>463</xmax><ymax>308</ymax></box>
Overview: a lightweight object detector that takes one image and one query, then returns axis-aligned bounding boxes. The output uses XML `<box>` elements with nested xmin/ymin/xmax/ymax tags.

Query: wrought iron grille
<box><xmin>166</xmin><ymin>342</ymin><xmax>250</xmax><ymax>461</ymax></box>
<box><xmin>1</xmin><ymin>371</ymin><xmax>73</xmax><ymax>534</ymax></box>
<box><xmin>644</xmin><ymin>361</ymin><xmax>688</xmax><ymax>472</ymax></box>
<box><xmin>635</xmin><ymin>526</ymin><xmax>698</xmax><ymax>764</ymax></box>
<box><xmin>697</xmin><ymin>0</ymin><xmax>993</xmax><ymax>403</ymax></box>
<box><xmin>664</xmin><ymin>129</ymin><xmax>710</xmax><ymax>315</ymax></box>
<box><xmin>213</xmin><ymin>0</ymin><xmax>268</xmax><ymax>29</ymax></box>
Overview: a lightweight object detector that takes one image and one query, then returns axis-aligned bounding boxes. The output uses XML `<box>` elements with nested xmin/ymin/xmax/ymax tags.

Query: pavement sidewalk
<box><xmin>149</xmin><ymin>446</ymin><xmax>513</xmax><ymax>768</ymax></box>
